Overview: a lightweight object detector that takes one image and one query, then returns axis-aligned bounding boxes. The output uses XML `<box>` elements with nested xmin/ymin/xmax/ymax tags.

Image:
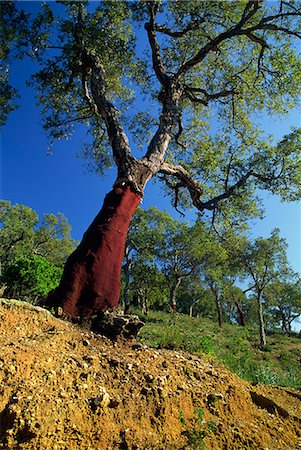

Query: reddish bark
<box><xmin>235</xmin><ymin>302</ymin><xmax>245</xmax><ymax>326</ymax></box>
<box><xmin>46</xmin><ymin>185</ymin><xmax>141</xmax><ymax>319</ymax></box>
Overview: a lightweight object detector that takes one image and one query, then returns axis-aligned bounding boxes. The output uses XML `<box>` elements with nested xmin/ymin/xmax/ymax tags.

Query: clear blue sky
<box><xmin>0</xmin><ymin>2</ymin><xmax>300</xmax><ymax>332</ymax></box>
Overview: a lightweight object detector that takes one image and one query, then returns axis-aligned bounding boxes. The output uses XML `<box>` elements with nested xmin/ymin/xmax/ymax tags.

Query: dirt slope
<box><xmin>0</xmin><ymin>299</ymin><xmax>300</xmax><ymax>450</ymax></box>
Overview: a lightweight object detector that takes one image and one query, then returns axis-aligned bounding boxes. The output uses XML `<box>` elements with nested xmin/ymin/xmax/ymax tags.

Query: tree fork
<box><xmin>46</xmin><ymin>184</ymin><xmax>142</xmax><ymax>319</ymax></box>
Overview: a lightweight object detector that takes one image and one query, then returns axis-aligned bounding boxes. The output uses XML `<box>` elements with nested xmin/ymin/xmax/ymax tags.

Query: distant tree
<box><xmin>199</xmin><ymin>234</ymin><xmax>231</xmax><ymax>327</ymax></box>
<box><xmin>0</xmin><ymin>200</ymin><xmax>76</xmax><ymax>298</ymax></box>
<box><xmin>3</xmin><ymin>1</ymin><xmax>301</xmax><ymax>319</ymax></box>
<box><xmin>264</xmin><ymin>277</ymin><xmax>301</xmax><ymax>333</ymax></box>
<box><xmin>128</xmin><ymin>263</ymin><xmax>168</xmax><ymax>315</ymax></box>
<box><xmin>221</xmin><ymin>282</ymin><xmax>247</xmax><ymax>326</ymax></box>
<box><xmin>123</xmin><ymin>207</ymin><xmax>173</xmax><ymax>313</ymax></box>
<box><xmin>159</xmin><ymin>221</ymin><xmax>203</xmax><ymax>313</ymax></box>
<box><xmin>0</xmin><ymin>201</ymin><xmax>37</xmax><ymax>268</ymax></box>
<box><xmin>2</xmin><ymin>254</ymin><xmax>63</xmax><ymax>302</ymax></box>
<box><xmin>0</xmin><ymin>200</ymin><xmax>76</xmax><ymax>269</ymax></box>
<box><xmin>239</xmin><ymin>229</ymin><xmax>290</xmax><ymax>346</ymax></box>
<box><xmin>177</xmin><ymin>281</ymin><xmax>215</xmax><ymax>319</ymax></box>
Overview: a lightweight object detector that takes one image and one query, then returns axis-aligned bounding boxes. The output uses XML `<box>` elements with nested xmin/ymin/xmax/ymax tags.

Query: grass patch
<box><xmin>137</xmin><ymin>310</ymin><xmax>301</xmax><ymax>390</ymax></box>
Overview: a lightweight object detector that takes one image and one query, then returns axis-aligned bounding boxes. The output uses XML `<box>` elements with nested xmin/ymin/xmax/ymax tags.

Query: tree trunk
<box><xmin>235</xmin><ymin>302</ymin><xmax>245</xmax><ymax>326</ymax></box>
<box><xmin>281</xmin><ymin>310</ymin><xmax>289</xmax><ymax>334</ymax></box>
<box><xmin>46</xmin><ymin>184</ymin><xmax>141</xmax><ymax>319</ymax></box>
<box><xmin>216</xmin><ymin>296</ymin><xmax>222</xmax><ymax>328</ymax></box>
<box><xmin>212</xmin><ymin>287</ymin><xmax>222</xmax><ymax>328</ymax></box>
<box><xmin>257</xmin><ymin>290</ymin><xmax>267</xmax><ymax>347</ymax></box>
<box><xmin>123</xmin><ymin>247</ymin><xmax>132</xmax><ymax>315</ymax></box>
<box><xmin>169</xmin><ymin>277</ymin><xmax>182</xmax><ymax>313</ymax></box>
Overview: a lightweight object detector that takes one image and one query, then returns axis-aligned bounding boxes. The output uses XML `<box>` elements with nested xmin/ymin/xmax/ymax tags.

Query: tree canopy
<box><xmin>2</xmin><ymin>0</ymin><xmax>301</xmax><ymax>224</ymax></box>
<box><xmin>0</xmin><ymin>200</ymin><xmax>76</xmax><ymax>268</ymax></box>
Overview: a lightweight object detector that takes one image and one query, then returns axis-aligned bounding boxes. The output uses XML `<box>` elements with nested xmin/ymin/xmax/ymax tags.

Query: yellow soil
<box><xmin>0</xmin><ymin>299</ymin><xmax>300</xmax><ymax>450</ymax></box>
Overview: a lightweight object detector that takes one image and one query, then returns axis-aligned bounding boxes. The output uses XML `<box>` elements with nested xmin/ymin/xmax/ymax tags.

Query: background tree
<box><xmin>3</xmin><ymin>1</ymin><xmax>301</xmax><ymax>319</ymax></box>
<box><xmin>177</xmin><ymin>280</ymin><xmax>215</xmax><ymax>320</ymax></box>
<box><xmin>0</xmin><ymin>200</ymin><xmax>76</xmax><ymax>267</ymax></box>
<box><xmin>123</xmin><ymin>207</ymin><xmax>173</xmax><ymax>313</ymax></box>
<box><xmin>0</xmin><ymin>201</ymin><xmax>37</xmax><ymax>270</ymax></box>
<box><xmin>223</xmin><ymin>284</ymin><xmax>247</xmax><ymax>327</ymax></box>
<box><xmin>264</xmin><ymin>277</ymin><xmax>301</xmax><ymax>333</ymax></box>
<box><xmin>2</xmin><ymin>255</ymin><xmax>63</xmax><ymax>302</ymax></box>
<box><xmin>158</xmin><ymin>221</ymin><xmax>203</xmax><ymax>313</ymax></box>
<box><xmin>127</xmin><ymin>263</ymin><xmax>168</xmax><ymax>315</ymax></box>
<box><xmin>239</xmin><ymin>229</ymin><xmax>290</xmax><ymax>346</ymax></box>
<box><xmin>0</xmin><ymin>200</ymin><xmax>76</xmax><ymax>298</ymax></box>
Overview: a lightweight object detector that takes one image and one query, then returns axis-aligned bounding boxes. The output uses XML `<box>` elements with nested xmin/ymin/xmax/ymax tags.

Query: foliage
<box><xmin>0</xmin><ymin>200</ymin><xmax>76</xmax><ymax>268</ymax></box>
<box><xmin>180</xmin><ymin>408</ymin><xmax>217</xmax><ymax>450</ymax></box>
<box><xmin>0</xmin><ymin>0</ymin><xmax>29</xmax><ymax>125</ymax></box>
<box><xmin>264</xmin><ymin>278</ymin><xmax>301</xmax><ymax>332</ymax></box>
<box><xmin>237</xmin><ymin>228</ymin><xmax>292</xmax><ymax>346</ymax></box>
<box><xmin>0</xmin><ymin>200</ymin><xmax>76</xmax><ymax>301</ymax></box>
<box><xmin>2</xmin><ymin>1</ymin><xmax>301</xmax><ymax>224</ymax></box>
<box><xmin>1</xmin><ymin>254</ymin><xmax>63</xmax><ymax>301</ymax></box>
<box><xmin>125</xmin><ymin>262</ymin><xmax>169</xmax><ymax>313</ymax></box>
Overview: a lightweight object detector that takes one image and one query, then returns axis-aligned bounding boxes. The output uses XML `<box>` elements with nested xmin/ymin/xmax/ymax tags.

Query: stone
<box><xmin>90</xmin><ymin>310</ymin><xmax>144</xmax><ymax>340</ymax></box>
<box><xmin>92</xmin><ymin>386</ymin><xmax>111</xmax><ymax>409</ymax></box>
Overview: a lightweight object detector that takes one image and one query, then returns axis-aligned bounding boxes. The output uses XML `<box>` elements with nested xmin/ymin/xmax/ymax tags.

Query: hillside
<box><xmin>0</xmin><ymin>299</ymin><xmax>300</xmax><ymax>450</ymax></box>
<box><xmin>137</xmin><ymin>311</ymin><xmax>301</xmax><ymax>391</ymax></box>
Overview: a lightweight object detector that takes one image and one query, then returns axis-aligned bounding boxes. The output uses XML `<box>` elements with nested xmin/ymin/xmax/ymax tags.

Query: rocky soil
<box><xmin>0</xmin><ymin>298</ymin><xmax>300</xmax><ymax>449</ymax></box>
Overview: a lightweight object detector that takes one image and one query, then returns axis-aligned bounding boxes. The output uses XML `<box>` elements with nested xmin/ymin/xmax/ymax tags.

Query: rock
<box><xmin>132</xmin><ymin>342</ymin><xmax>144</xmax><ymax>351</ymax></box>
<box><xmin>91</xmin><ymin>386</ymin><xmax>111</xmax><ymax>410</ymax></box>
<box><xmin>207</xmin><ymin>393</ymin><xmax>224</xmax><ymax>411</ymax></box>
<box><xmin>90</xmin><ymin>310</ymin><xmax>144</xmax><ymax>340</ymax></box>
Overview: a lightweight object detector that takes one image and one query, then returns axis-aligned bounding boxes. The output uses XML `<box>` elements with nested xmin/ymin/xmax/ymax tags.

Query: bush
<box><xmin>1</xmin><ymin>254</ymin><xmax>63</xmax><ymax>302</ymax></box>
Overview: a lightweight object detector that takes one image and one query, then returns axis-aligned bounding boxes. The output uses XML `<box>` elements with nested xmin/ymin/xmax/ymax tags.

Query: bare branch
<box><xmin>159</xmin><ymin>157</ymin><xmax>285</xmax><ymax>214</ymax></box>
<box><xmin>174</xmin><ymin>116</ymin><xmax>186</xmax><ymax>149</ymax></box>
<box><xmin>185</xmin><ymin>90</ymin><xmax>208</xmax><ymax>105</ymax></box>
<box><xmin>185</xmin><ymin>85</ymin><xmax>236</xmax><ymax>105</ymax></box>
<box><xmin>80</xmin><ymin>54</ymin><xmax>132</xmax><ymax>166</ymax></box>
<box><xmin>159</xmin><ymin>175</ymin><xmax>186</xmax><ymax>216</ymax></box>
<box><xmin>144</xmin><ymin>4</ymin><xmax>169</xmax><ymax>86</ymax></box>
<box><xmin>154</xmin><ymin>17</ymin><xmax>205</xmax><ymax>38</ymax></box>
<box><xmin>254</xmin><ymin>24</ymin><xmax>301</xmax><ymax>39</ymax></box>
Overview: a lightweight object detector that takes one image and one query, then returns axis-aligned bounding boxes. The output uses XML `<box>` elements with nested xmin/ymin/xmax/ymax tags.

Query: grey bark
<box><xmin>257</xmin><ymin>290</ymin><xmax>267</xmax><ymax>347</ymax></box>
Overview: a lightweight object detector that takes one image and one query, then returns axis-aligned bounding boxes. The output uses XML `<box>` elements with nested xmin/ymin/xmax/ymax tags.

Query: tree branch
<box><xmin>184</xmin><ymin>85</ymin><xmax>236</xmax><ymax>105</ymax></box>
<box><xmin>159</xmin><ymin>158</ymin><xmax>284</xmax><ymax>213</ymax></box>
<box><xmin>144</xmin><ymin>4</ymin><xmax>169</xmax><ymax>86</ymax></box>
<box><xmin>154</xmin><ymin>17</ymin><xmax>205</xmax><ymax>38</ymax></box>
<box><xmin>80</xmin><ymin>53</ymin><xmax>132</xmax><ymax>167</ymax></box>
<box><xmin>176</xmin><ymin>1</ymin><xmax>261</xmax><ymax>77</ymax></box>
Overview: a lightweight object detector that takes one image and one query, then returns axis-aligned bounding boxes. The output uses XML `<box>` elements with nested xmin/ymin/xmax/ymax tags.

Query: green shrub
<box><xmin>1</xmin><ymin>254</ymin><xmax>63</xmax><ymax>302</ymax></box>
<box><xmin>180</xmin><ymin>408</ymin><xmax>217</xmax><ymax>449</ymax></box>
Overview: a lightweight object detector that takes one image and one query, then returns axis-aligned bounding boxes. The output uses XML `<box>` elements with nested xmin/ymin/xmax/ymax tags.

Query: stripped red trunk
<box><xmin>46</xmin><ymin>185</ymin><xmax>141</xmax><ymax>319</ymax></box>
<box><xmin>235</xmin><ymin>302</ymin><xmax>245</xmax><ymax>326</ymax></box>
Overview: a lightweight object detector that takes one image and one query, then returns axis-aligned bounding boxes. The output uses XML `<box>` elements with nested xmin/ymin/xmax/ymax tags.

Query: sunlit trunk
<box><xmin>211</xmin><ymin>286</ymin><xmax>222</xmax><ymax>328</ymax></box>
<box><xmin>169</xmin><ymin>277</ymin><xmax>182</xmax><ymax>313</ymax></box>
<box><xmin>257</xmin><ymin>290</ymin><xmax>266</xmax><ymax>347</ymax></box>
<box><xmin>123</xmin><ymin>247</ymin><xmax>132</xmax><ymax>315</ymax></box>
<box><xmin>46</xmin><ymin>185</ymin><xmax>141</xmax><ymax>319</ymax></box>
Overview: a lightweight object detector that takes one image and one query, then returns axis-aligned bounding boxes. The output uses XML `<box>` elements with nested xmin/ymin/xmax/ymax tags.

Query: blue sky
<box><xmin>1</xmin><ymin>1</ymin><xmax>300</xmax><ymax>331</ymax></box>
